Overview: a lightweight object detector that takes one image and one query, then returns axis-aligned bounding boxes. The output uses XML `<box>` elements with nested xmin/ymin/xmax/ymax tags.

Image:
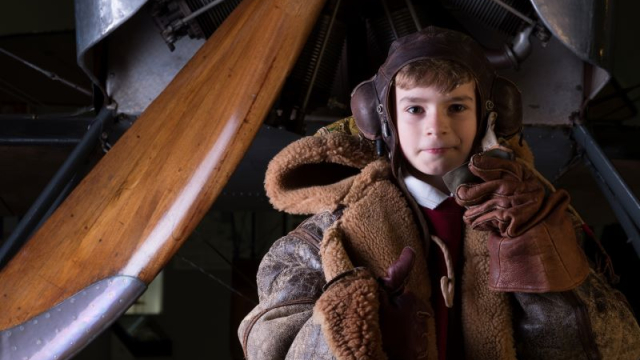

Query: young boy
<box><xmin>239</xmin><ymin>27</ymin><xmax>640</xmax><ymax>360</ymax></box>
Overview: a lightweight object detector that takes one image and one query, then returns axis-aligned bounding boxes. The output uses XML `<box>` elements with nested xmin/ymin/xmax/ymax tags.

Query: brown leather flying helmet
<box><xmin>350</xmin><ymin>26</ymin><xmax>522</xmax><ymax>173</ymax></box>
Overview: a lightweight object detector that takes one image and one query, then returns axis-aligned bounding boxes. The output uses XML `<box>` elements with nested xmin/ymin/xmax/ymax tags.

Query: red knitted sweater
<box><xmin>422</xmin><ymin>197</ymin><xmax>465</xmax><ymax>360</ymax></box>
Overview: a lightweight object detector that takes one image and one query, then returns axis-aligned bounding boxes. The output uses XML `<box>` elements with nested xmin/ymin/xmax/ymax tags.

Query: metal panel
<box><xmin>75</xmin><ymin>0</ymin><xmax>149</xmax><ymax>90</ymax></box>
<box><xmin>531</xmin><ymin>0</ymin><xmax>613</xmax><ymax>68</ymax></box>
<box><xmin>105</xmin><ymin>6</ymin><xmax>205</xmax><ymax>116</ymax></box>
<box><xmin>500</xmin><ymin>37</ymin><xmax>583</xmax><ymax>126</ymax></box>
<box><xmin>0</xmin><ymin>276</ymin><xmax>145</xmax><ymax>360</ymax></box>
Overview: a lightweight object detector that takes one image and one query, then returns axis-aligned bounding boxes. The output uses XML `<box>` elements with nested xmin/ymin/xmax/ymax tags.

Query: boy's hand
<box><xmin>379</xmin><ymin>247</ymin><xmax>430</xmax><ymax>360</ymax></box>
<box><xmin>454</xmin><ymin>153</ymin><xmax>589</xmax><ymax>292</ymax></box>
<box><xmin>454</xmin><ymin>152</ymin><xmax>546</xmax><ymax>237</ymax></box>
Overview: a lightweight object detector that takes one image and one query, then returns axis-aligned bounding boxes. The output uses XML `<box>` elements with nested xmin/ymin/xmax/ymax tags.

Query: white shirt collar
<box><xmin>403</xmin><ymin>174</ymin><xmax>451</xmax><ymax>210</ymax></box>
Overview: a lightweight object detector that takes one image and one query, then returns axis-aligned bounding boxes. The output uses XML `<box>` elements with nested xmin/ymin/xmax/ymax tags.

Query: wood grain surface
<box><xmin>0</xmin><ymin>0</ymin><xmax>326</xmax><ymax>329</ymax></box>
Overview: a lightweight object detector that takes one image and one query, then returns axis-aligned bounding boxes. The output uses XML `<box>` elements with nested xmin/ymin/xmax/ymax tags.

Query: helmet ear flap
<box><xmin>491</xmin><ymin>76</ymin><xmax>523</xmax><ymax>139</ymax></box>
<box><xmin>351</xmin><ymin>77</ymin><xmax>381</xmax><ymax>140</ymax></box>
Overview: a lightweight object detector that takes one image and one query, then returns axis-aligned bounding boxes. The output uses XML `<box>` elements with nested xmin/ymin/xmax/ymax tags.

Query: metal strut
<box><xmin>572</xmin><ymin>124</ymin><xmax>640</xmax><ymax>257</ymax></box>
<box><xmin>0</xmin><ymin>107</ymin><xmax>115</xmax><ymax>269</ymax></box>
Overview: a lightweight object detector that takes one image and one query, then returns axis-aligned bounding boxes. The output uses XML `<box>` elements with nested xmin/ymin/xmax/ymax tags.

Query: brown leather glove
<box><xmin>379</xmin><ymin>247</ymin><xmax>430</xmax><ymax>360</ymax></box>
<box><xmin>455</xmin><ymin>152</ymin><xmax>589</xmax><ymax>292</ymax></box>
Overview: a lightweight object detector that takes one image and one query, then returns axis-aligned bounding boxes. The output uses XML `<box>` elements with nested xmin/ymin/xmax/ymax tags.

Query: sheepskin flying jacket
<box><xmin>238</xmin><ymin>131</ymin><xmax>640</xmax><ymax>360</ymax></box>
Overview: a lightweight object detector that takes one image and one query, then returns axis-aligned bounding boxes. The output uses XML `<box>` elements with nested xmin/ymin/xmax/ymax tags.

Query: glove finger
<box><xmin>465</xmin><ymin>196</ymin><xmax>545</xmax><ymax>235</ymax></box>
<box><xmin>380</xmin><ymin>247</ymin><xmax>416</xmax><ymax>294</ymax></box>
<box><xmin>462</xmin><ymin>201</ymin><xmax>505</xmax><ymax>231</ymax></box>
<box><xmin>455</xmin><ymin>180</ymin><xmax>519</xmax><ymax>206</ymax></box>
<box><xmin>469</xmin><ymin>153</ymin><xmax>526</xmax><ymax>182</ymax></box>
<box><xmin>462</xmin><ymin>190</ymin><xmax>544</xmax><ymax>218</ymax></box>
<box><xmin>463</xmin><ymin>197</ymin><xmax>511</xmax><ymax>221</ymax></box>
<box><xmin>463</xmin><ymin>207</ymin><xmax>508</xmax><ymax>233</ymax></box>
<box><xmin>474</xmin><ymin>192</ymin><xmax>568</xmax><ymax>238</ymax></box>
<box><xmin>456</xmin><ymin>178</ymin><xmax>544</xmax><ymax>207</ymax></box>
<box><xmin>456</xmin><ymin>181</ymin><xmax>501</xmax><ymax>206</ymax></box>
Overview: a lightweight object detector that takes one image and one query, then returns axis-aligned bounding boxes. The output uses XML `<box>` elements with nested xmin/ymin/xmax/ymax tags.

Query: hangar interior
<box><xmin>0</xmin><ymin>0</ymin><xmax>639</xmax><ymax>359</ymax></box>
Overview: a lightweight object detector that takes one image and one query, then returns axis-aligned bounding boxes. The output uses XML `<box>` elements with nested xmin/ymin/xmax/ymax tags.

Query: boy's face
<box><xmin>395</xmin><ymin>81</ymin><xmax>477</xmax><ymax>182</ymax></box>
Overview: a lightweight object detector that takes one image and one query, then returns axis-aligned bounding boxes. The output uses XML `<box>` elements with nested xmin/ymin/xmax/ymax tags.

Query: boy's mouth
<box><xmin>423</xmin><ymin>147</ymin><xmax>452</xmax><ymax>154</ymax></box>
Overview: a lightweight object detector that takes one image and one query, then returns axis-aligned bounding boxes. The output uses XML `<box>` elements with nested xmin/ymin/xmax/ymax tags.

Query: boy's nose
<box><xmin>424</xmin><ymin>110</ymin><xmax>450</xmax><ymax>135</ymax></box>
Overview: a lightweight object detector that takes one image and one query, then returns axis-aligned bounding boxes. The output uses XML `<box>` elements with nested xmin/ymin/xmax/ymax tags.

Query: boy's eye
<box><xmin>449</xmin><ymin>104</ymin><xmax>467</xmax><ymax>113</ymax></box>
<box><xmin>406</xmin><ymin>106</ymin><xmax>424</xmax><ymax>114</ymax></box>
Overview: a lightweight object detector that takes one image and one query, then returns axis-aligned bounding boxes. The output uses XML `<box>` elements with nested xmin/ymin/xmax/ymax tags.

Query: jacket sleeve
<box><xmin>511</xmin><ymin>216</ymin><xmax>640</xmax><ymax>360</ymax></box>
<box><xmin>238</xmin><ymin>213</ymin><xmax>337</xmax><ymax>360</ymax></box>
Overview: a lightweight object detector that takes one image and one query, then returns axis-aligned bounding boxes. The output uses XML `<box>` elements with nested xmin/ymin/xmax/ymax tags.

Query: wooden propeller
<box><xmin>0</xmin><ymin>0</ymin><xmax>325</xmax><ymax>356</ymax></box>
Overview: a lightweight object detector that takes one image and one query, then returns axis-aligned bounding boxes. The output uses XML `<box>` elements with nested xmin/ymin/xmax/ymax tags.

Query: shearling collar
<box><xmin>265</xmin><ymin>132</ymin><xmax>379</xmax><ymax>214</ymax></box>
